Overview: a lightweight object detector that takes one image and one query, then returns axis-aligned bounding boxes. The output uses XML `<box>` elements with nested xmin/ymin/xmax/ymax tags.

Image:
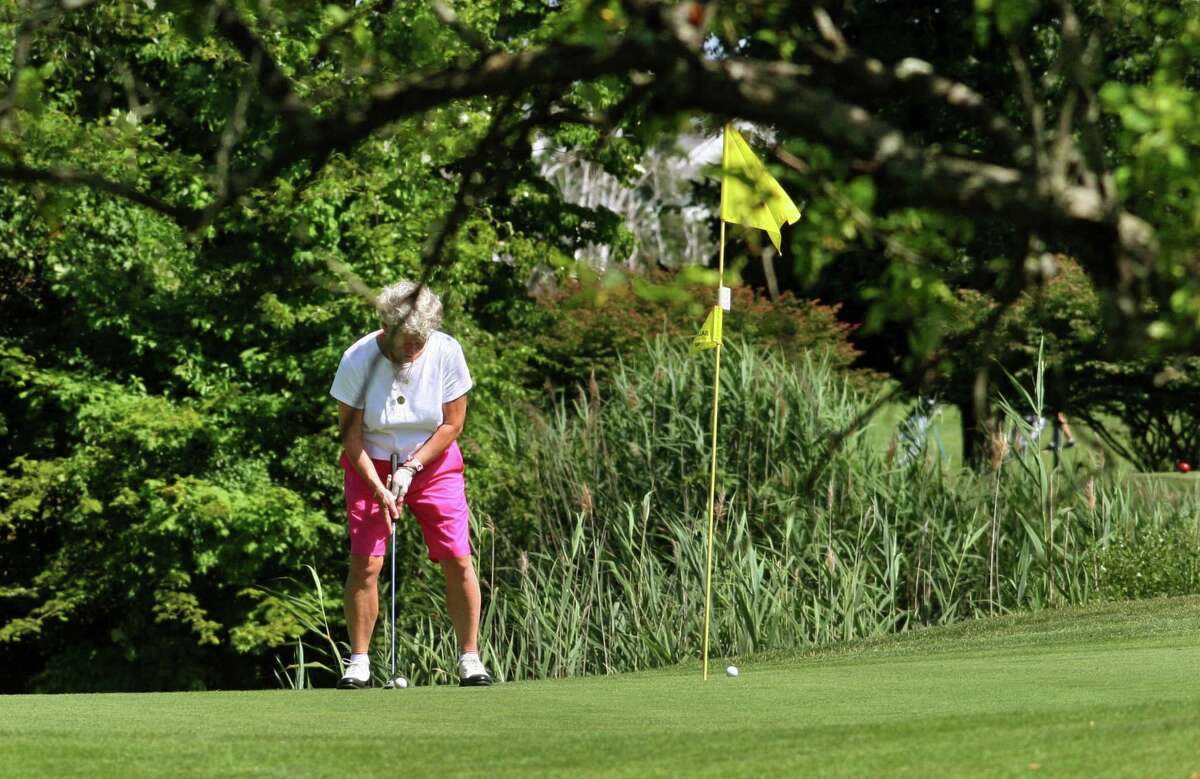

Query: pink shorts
<box><xmin>341</xmin><ymin>442</ymin><xmax>471</xmax><ymax>561</ymax></box>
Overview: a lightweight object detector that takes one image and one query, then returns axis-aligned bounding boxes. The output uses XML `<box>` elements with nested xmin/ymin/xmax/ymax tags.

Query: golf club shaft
<box><xmin>389</xmin><ymin>453</ymin><xmax>400</xmax><ymax>683</ymax></box>
<box><xmin>390</xmin><ymin>522</ymin><xmax>396</xmax><ymax>681</ymax></box>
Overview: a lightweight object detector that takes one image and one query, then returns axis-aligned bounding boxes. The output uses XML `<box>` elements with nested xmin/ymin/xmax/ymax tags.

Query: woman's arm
<box><xmin>406</xmin><ymin>394</ymin><xmax>467</xmax><ymax>468</ymax></box>
<box><xmin>338</xmin><ymin>401</ymin><xmax>399</xmax><ymax>524</ymax></box>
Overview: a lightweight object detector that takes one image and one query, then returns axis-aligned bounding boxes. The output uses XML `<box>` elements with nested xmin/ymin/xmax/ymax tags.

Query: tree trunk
<box><xmin>961</xmin><ymin>397</ymin><xmax>984</xmax><ymax>465</ymax></box>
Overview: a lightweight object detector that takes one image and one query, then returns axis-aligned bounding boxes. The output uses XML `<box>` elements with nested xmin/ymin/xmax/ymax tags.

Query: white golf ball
<box><xmin>395</xmin><ymin>676</ymin><xmax>408</xmax><ymax>689</ymax></box>
<box><xmin>725</xmin><ymin>665</ymin><xmax>739</xmax><ymax>677</ymax></box>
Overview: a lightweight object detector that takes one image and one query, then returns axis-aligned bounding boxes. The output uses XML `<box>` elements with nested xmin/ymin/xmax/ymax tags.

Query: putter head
<box><xmin>382</xmin><ymin>676</ymin><xmax>408</xmax><ymax>690</ymax></box>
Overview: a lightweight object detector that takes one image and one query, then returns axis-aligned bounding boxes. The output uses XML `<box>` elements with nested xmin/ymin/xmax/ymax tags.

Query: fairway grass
<box><xmin>4</xmin><ymin>598</ymin><xmax>1199</xmax><ymax>778</ymax></box>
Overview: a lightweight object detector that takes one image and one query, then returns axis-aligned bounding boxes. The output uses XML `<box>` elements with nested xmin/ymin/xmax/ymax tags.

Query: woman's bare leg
<box><xmin>344</xmin><ymin>554</ymin><xmax>384</xmax><ymax>653</ymax></box>
<box><xmin>439</xmin><ymin>555</ymin><xmax>480</xmax><ymax>653</ymax></box>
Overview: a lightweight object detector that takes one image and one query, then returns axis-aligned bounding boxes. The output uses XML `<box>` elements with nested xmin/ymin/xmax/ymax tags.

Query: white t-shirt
<box><xmin>330</xmin><ymin>330</ymin><xmax>473</xmax><ymax>460</ymax></box>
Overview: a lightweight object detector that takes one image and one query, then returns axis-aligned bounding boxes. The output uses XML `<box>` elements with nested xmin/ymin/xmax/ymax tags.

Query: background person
<box><xmin>1046</xmin><ymin>411</ymin><xmax>1076</xmax><ymax>451</ymax></box>
<box><xmin>329</xmin><ymin>281</ymin><xmax>492</xmax><ymax>688</ymax></box>
<box><xmin>896</xmin><ymin>396</ymin><xmax>945</xmax><ymax>465</ymax></box>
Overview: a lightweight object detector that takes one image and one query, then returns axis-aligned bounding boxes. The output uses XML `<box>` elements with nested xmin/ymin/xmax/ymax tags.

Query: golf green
<box><xmin>4</xmin><ymin>597</ymin><xmax>1199</xmax><ymax>777</ymax></box>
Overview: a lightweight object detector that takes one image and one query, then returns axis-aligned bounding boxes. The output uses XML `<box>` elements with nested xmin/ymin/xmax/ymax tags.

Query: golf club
<box><xmin>382</xmin><ymin>453</ymin><xmax>408</xmax><ymax>690</ymax></box>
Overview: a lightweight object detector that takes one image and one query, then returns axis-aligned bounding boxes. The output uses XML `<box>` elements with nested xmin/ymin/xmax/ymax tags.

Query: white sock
<box><xmin>349</xmin><ymin>652</ymin><xmax>369</xmax><ymax>665</ymax></box>
<box><xmin>459</xmin><ymin>651</ymin><xmax>479</xmax><ymax>663</ymax></box>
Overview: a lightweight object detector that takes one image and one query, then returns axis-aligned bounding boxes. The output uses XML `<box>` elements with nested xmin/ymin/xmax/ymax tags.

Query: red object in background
<box><xmin>1179</xmin><ymin>461</ymin><xmax>1192</xmax><ymax>473</ymax></box>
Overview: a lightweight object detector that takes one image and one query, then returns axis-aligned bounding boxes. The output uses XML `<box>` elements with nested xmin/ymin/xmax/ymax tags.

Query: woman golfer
<box><xmin>330</xmin><ymin>281</ymin><xmax>492</xmax><ymax>688</ymax></box>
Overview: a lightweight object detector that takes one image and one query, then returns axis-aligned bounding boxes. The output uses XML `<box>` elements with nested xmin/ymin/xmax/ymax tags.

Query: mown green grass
<box><xmin>865</xmin><ymin>398</ymin><xmax>1116</xmax><ymax>474</ymax></box>
<box><xmin>866</xmin><ymin>398</ymin><xmax>964</xmax><ymax>466</ymax></box>
<box><xmin>4</xmin><ymin>598</ymin><xmax>1199</xmax><ymax>778</ymax></box>
<box><xmin>1135</xmin><ymin>472</ymin><xmax>1200</xmax><ymax>488</ymax></box>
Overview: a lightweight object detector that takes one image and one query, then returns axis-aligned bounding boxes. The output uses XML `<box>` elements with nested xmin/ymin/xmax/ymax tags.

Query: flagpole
<box><xmin>701</xmin><ymin>218</ymin><xmax>725</xmax><ymax>681</ymax></box>
<box><xmin>697</xmin><ymin>121</ymin><xmax>799</xmax><ymax>680</ymax></box>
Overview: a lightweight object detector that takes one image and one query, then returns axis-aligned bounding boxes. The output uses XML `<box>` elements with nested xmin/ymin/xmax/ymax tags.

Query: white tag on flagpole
<box><xmin>718</xmin><ymin>286</ymin><xmax>731</xmax><ymax>311</ymax></box>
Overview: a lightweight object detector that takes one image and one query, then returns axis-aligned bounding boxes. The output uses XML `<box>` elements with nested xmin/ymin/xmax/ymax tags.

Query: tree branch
<box><xmin>212</xmin><ymin>1</ymin><xmax>311</xmax><ymax>129</ymax></box>
<box><xmin>658</xmin><ymin>54</ymin><xmax>1155</xmax><ymax>264</ymax></box>
<box><xmin>7</xmin><ymin>6</ymin><xmax>1158</xmax><ymax>276</ymax></box>
<box><xmin>806</xmin><ymin>4</ymin><xmax>1027</xmax><ymax>166</ymax></box>
<box><xmin>0</xmin><ymin>163</ymin><xmax>196</xmax><ymax>224</ymax></box>
<box><xmin>212</xmin><ymin>52</ymin><xmax>258</xmax><ymax>199</ymax></box>
<box><xmin>797</xmin><ymin>45</ymin><xmax>1030</xmax><ymax>167</ymax></box>
<box><xmin>193</xmin><ymin>39</ymin><xmax>642</xmax><ymax>229</ymax></box>
<box><xmin>309</xmin><ymin>0</ymin><xmax>396</xmax><ymax>66</ymax></box>
<box><xmin>430</xmin><ymin>1</ymin><xmax>490</xmax><ymax>55</ymax></box>
<box><xmin>1054</xmin><ymin>0</ymin><xmax>1114</xmax><ymax>204</ymax></box>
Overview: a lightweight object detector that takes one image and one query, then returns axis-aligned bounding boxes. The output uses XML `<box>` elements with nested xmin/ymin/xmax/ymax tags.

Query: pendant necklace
<box><xmin>393</xmin><ymin>360</ymin><xmax>412</xmax><ymax>405</ymax></box>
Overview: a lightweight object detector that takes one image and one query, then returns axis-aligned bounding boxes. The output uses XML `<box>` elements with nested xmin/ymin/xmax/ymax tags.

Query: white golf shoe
<box><xmin>458</xmin><ymin>653</ymin><xmax>493</xmax><ymax>687</ymax></box>
<box><xmin>337</xmin><ymin>657</ymin><xmax>371</xmax><ymax>689</ymax></box>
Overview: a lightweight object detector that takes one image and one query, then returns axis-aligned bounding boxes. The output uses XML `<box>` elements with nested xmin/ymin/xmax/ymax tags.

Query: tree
<box><xmin>5</xmin><ymin>0</ymin><xmax>1200</xmax><ymax>690</ymax></box>
<box><xmin>0</xmin><ymin>0</ymin><xmax>624</xmax><ymax>691</ymax></box>
<box><xmin>3</xmin><ymin>1</ymin><xmax>1194</xmax><ymax>337</ymax></box>
<box><xmin>5</xmin><ymin>0</ymin><xmax>1199</xmax><ymax>449</ymax></box>
<box><xmin>937</xmin><ymin>256</ymin><xmax>1200</xmax><ymax>470</ymax></box>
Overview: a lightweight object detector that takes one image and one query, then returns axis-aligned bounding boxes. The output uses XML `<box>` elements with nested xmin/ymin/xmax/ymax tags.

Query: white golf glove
<box><xmin>389</xmin><ymin>466</ymin><xmax>415</xmax><ymax>499</ymax></box>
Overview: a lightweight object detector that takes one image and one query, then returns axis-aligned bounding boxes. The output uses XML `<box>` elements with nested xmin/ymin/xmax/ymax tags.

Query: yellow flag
<box><xmin>691</xmin><ymin>305</ymin><xmax>723</xmax><ymax>353</ymax></box>
<box><xmin>720</xmin><ymin>124</ymin><xmax>801</xmax><ymax>253</ymax></box>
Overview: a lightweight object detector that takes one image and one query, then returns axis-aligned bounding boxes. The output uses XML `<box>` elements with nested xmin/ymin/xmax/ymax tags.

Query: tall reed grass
<box><xmin>273</xmin><ymin>338</ymin><xmax>1200</xmax><ymax>687</ymax></box>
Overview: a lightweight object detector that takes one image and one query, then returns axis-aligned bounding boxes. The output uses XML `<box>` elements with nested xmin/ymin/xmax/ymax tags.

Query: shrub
<box><xmin>1096</xmin><ymin>526</ymin><xmax>1200</xmax><ymax>600</ymax></box>
<box><xmin>528</xmin><ymin>274</ymin><xmax>871</xmax><ymax>393</ymax></box>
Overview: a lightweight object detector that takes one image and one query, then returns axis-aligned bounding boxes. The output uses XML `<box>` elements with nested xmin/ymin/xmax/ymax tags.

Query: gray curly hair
<box><xmin>376</xmin><ymin>281</ymin><xmax>443</xmax><ymax>341</ymax></box>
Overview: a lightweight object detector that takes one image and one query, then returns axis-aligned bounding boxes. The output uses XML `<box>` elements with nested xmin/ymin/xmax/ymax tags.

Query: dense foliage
<box><xmin>0</xmin><ymin>0</ymin><xmax>594</xmax><ymax>691</ymax></box>
<box><xmin>941</xmin><ymin>257</ymin><xmax>1200</xmax><ymax>468</ymax></box>
<box><xmin>4</xmin><ymin>1</ymin><xmax>1200</xmax><ymax>692</ymax></box>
